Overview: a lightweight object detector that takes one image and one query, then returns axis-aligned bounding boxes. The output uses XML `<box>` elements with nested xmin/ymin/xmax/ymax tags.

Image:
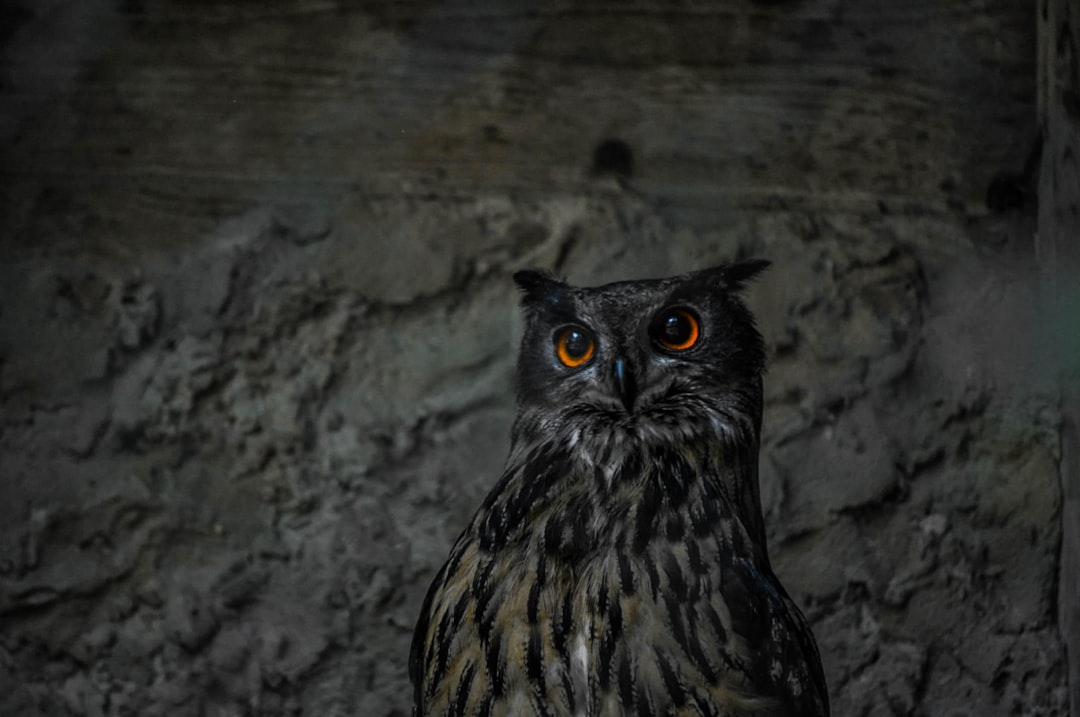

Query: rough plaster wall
<box><xmin>1039</xmin><ymin>1</ymin><xmax>1080</xmax><ymax>713</ymax></box>
<box><xmin>0</xmin><ymin>1</ymin><xmax>1068</xmax><ymax>716</ymax></box>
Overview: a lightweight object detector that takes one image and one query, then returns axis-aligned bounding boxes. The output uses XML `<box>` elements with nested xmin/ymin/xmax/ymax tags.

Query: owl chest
<box><xmin>474</xmin><ymin>537</ymin><xmax>746</xmax><ymax>716</ymax></box>
<box><xmin>435</xmin><ymin>486</ymin><xmax>769</xmax><ymax>715</ymax></box>
<box><xmin>455</xmin><ymin>460</ymin><xmax>759</xmax><ymax>711</ymax></box>
<box><xmin>533</xmin><ymin>480</ymin><xmax>727</xmax><ymax>563</ymax></box>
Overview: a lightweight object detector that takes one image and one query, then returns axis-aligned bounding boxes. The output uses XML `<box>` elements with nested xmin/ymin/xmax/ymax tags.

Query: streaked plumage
<box><xmin>411</xmin><ymin>262</ymin><xmax>828</xmax><ymax>716</ymax></box>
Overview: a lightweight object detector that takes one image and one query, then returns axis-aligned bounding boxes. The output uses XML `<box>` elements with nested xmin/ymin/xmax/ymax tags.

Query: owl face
<box><xmin>512</xmin><ymin>262</ymin><xmax>769</xmax><ymax>450</ymax></box>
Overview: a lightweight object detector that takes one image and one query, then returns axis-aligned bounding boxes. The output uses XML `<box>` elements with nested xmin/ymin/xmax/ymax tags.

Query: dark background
<box><xmin>1</xmin><ymin>1</ymin><xmax>1076</xmax><ymax>715</ymax></box>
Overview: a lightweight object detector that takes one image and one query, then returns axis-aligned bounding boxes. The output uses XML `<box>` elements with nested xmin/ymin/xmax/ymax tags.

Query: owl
<box><xmin>410</xmin><ymin>262</ymin><xmax>829</xmax><ymax>717</ymax></box>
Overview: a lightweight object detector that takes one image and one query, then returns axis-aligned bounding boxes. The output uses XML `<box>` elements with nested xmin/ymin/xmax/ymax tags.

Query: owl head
<box><xmin>511</xmin><ymin>261</ymin><xmax>770</xmax><ymax>456</ymax></box>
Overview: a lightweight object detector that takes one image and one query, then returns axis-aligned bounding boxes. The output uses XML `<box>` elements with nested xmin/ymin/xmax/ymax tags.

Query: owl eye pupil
<box><xmin>555</xmin><ymin>326</ymin><xmax>596</xmax><ymax>367</ymax></box>
<box><xmin>565</xmin><ymin>331</ymin><xmax>589</xmax><ymax>356</ymax></box>
<box><xmin>663</xmin><ymin>315</ymin><xmax>688</xmax><ymax>342</ymax></box>
<box><xmin>653</xmin><ymin>308</ymin><xmax>701</xmax><ymax>351</ymax></box>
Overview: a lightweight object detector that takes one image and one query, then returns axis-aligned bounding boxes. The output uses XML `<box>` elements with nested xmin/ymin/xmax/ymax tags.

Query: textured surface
<box><xmin>1039</xmin><ymin>0</ymin><xmax>1080</xmax><ymax>712</ymax></box>
<box><xmin>0</xmin><ymin>1</ymin><xmax>1069</xmax><ymax>715</ymax></box>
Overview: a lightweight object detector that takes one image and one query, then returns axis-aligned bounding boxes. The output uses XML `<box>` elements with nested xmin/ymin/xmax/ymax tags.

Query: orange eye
<box><xmin>555</xmin><ymin>326</ymin><xmax>596</xmax><ymax>368</ymax></box>
<box><xmin>652</xmin><ymin>308</ymin><xmax>700</xmax><ymax>351</ymax></box>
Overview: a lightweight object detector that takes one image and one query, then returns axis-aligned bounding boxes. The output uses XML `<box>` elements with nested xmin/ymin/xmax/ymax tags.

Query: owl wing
<box><xmin>412</xmin><ymin>448</ymin><xmax>592</xmax><ymax>716</ymax></box>
<box><xmin>411</xmin><ymin>530</ymin><xmax>582</xmax><ymax>716</ymax></box>
<box><xmin>582</xmin><ymin>532</ymin><xmax>828</xmax><ymax>717</ymax></box>
<box><xmin>713</xmin><ymin>554</ymin><xmax>829</xmax><ymax>716</ymax></box>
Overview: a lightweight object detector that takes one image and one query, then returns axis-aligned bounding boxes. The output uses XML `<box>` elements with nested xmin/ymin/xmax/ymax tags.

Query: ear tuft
<box><xmin>513</xmin><ymin>269</ymin><xmax>567</xmax><ymax>306</ymax></box>
<box><xmin>724</xmin><ymin>259</ymin><xmax>771</xmax><ymax>290</ymax></box>
<box><xmin>513</xmin><ymin>269</ymin><xmax>558</xmax><ymax>293</ymax></box>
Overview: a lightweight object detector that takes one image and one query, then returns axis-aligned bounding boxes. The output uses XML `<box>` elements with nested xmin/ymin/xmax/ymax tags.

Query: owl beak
<box><xmin>614</xmin><ymin>358</ymin><xmax>638</xmax><ymax>412</ymax></box>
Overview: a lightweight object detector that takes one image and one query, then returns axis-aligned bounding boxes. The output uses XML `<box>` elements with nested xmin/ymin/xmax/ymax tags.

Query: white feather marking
<box><xmin>709</xmin><ymin>414</ymin><xmax>733</xmax><ymax>440</ymax></box>
<box><xmin>571</xmin><ymin>629</ymin><xmax>589</xmax><ymax>717</ymax></box>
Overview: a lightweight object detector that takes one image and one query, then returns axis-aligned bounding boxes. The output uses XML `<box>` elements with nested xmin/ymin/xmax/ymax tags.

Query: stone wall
<box><xmin>0</xmin><ymin>1</ymin><xmax>1068</xmax><ymax>715</ymax></box>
